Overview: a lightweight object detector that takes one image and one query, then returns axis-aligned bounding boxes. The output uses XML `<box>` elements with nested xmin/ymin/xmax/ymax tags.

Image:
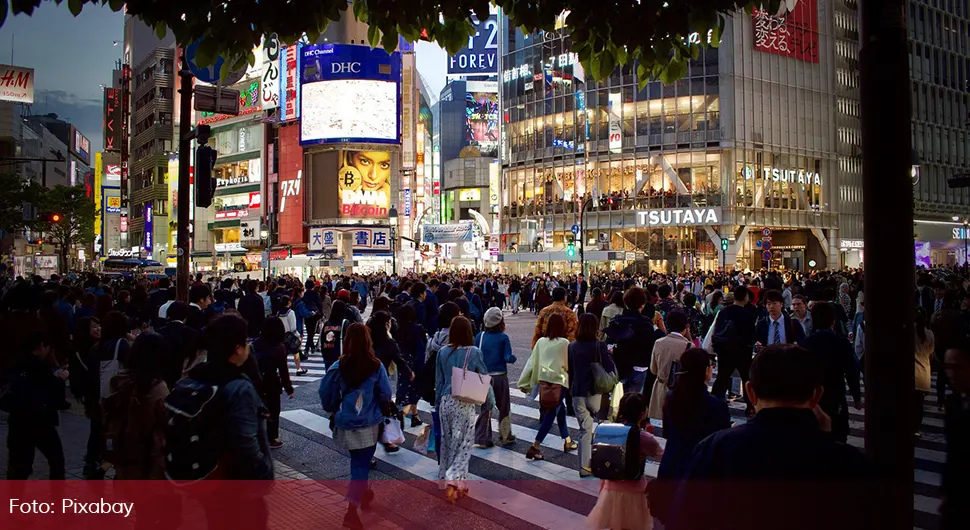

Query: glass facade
<box><xmin>499</xmin><ymin>11</ymin><xmax>843</xmax><ymax>273</ymax></box>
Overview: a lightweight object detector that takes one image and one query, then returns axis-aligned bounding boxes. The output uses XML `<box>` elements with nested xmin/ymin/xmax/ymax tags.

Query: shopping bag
<box><xmin>607</xmin><ymin>382</ymin><xmax>624</xmax><ymax>422</ymax></box>
<box><xmin>413</xmin><ymin>425</ymin><xmax>432</xmax><ymax>455</ymax></box>
<box><xmin>380</xmin><ymin>416</ymin><xmax>406</xmax><ymax>445</ymax></box>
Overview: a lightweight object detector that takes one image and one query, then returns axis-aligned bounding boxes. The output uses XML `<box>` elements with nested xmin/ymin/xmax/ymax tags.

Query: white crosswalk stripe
<box><xmin>280</xmin><ymin>369</ymin><xmax>946</xmax><ymax>530</ymax></box>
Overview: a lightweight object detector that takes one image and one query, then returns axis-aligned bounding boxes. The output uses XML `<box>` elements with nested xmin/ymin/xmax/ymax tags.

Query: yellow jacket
<box><xmin>518</xmin><ymin>337</ymin><xmax>569</xmax><ymax>393</ymax></box>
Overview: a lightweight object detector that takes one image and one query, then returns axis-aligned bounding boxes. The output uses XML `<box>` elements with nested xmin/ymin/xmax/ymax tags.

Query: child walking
<box><xmin>587</xmin><ymin>393</ymin><xmax>664</xmax><ymax>530</ymax></box>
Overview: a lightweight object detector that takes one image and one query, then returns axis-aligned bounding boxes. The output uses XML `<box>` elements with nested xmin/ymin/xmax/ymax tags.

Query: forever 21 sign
<box><xmin>447</xmin><ymin>14</ymin><xmax>498</xmax><ymax>76</ymax></box>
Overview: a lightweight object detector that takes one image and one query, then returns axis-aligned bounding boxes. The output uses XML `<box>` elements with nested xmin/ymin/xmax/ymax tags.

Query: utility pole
<box><xmin>176</xmin><ymin>59</ymin><xmax>193</xmax><ymax>303</ymax></box>
<box><xmin>859</xmin><ymin>2</ymin><xmax>914</xmax><ymax>529</ymax></box>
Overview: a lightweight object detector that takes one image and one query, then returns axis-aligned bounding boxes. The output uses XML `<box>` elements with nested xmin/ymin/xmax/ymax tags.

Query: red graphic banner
<box><xmin>753</xmin><ymin>0</ymin><xmax>819</xmax><ymax>63</ymax></box>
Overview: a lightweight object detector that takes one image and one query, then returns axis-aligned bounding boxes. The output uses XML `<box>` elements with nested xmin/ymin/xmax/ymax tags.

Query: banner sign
<box><xmin>103</xmin><ymin>88</ymin><xmax>122</xmax><ymax>152</ymax></box>
<box><xmin>753</xmin><ymin>0</ymin><xmax>820</xmax><ymax>63</ymax></box>
<box><xmin>0</xmin><ymin>64</ymin><xmax>34</xmax><ymax>103</ymax></box>
<box><xmin>300</xmin><ymin>43</ymin><xmax>402</xmax><ymax>145</ymax></box>
<box><xmin>308</xmin><ymin>226</ymin><xmax>392</xmax><ymax>251</ymax></box>
<box><xmin>105</xmin><ymin>196</ymin><xmax>122</xmax><ymax>213</ymax></box>
<box><xmin>423</xmin><ymin>222</ymin><xmax>474</xmax><ymax>244</ymax></box>
<box><xmin>447</xmin><ymin>15</ymin><xmax>498</xmax><ymax>75</ymax></box>
<box><xmin>280</xmin><ymin>43</ymin><xmax>302</xmax><ymax>122</ymax></box>
<box><xmin>401</xmin><ymin>54</ymin><xmax>416</xmax><ymax>169</ymax></box>
<box><xmin>261</xmin><ymin>34</ymin><xmax>281</xmax><ymax>110</ymax></box>
<box><xmin>636</xmin><ymin>207</ymin><xmax>722</xmax><ymax>227</ymax></box>
<box><xmin>608</xmin><ymin>92</ymin><xmax>622</xmax><ymax>154</ymax></box>
<box><xmin>143</xmin><ymin>203</ymin><xmax>153</xmax><ymax>253</ymax></box>
<box><xmin>403</xmin><ymin>188</ymin><xmax>412</xmax><ymax>217</ymax></box>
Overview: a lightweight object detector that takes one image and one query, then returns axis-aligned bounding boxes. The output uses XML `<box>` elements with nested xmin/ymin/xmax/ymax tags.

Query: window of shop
<box><xmin>215</xmin><ymin>159</ymin><xmax>260</xmax><ymax>188</ymax></box>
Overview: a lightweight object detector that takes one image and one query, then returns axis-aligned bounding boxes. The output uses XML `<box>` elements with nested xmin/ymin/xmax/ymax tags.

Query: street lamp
<box><xmin>260</xmin><ymin>222</ymin><xmax>269</xmax><ymax>281</ymax></box>
<box><xmin>911</xmin><ymin>149</ymin><xmax>922</xmax><ymax>186</ymax></box>
<box><xmin>388</xmin><ymin>206</ymin><xmax>398</xmax><ymax>275</ymax></box>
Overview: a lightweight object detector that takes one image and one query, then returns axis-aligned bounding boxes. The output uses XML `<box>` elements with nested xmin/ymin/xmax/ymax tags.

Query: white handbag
<box><xmin>451</xmin><ymin>347</ymin><xmax>491</xmax><ymax>405</ymax></box>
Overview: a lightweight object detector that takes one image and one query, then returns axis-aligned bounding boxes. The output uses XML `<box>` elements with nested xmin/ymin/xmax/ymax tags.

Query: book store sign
<box><xmin>637</xmin><ymin>207</ymin><xmax>722</xmax><ymax>227</ymax></box>
<box><xmin>744</xmin><ymin>165</ymin><xmax>822</xmax><ymax>186</ymax></box>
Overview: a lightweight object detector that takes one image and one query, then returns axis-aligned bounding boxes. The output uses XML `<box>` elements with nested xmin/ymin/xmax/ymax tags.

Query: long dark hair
<box><xmin>665</xmin><ymin>348</ymin><xmax>714</xmax><ymax>430</ymax></box>
<box><xmin>367</xmin><ymin>311</ymin><xmax>393</xmax><ymax>345</ymax></box>
<box><xmin>616</xmin><ymin>393</ymin><xmax>649</xmax><ymax>429</ymax></box>
<box><xmin>127</xmin><ymin>332</ymin><xmax>166</xmax><ymax>395</ymax></box>
<box><xmin>340</xmin><ymin>323</ymin><xmax>381</xmax><ymax>388</ymax></box>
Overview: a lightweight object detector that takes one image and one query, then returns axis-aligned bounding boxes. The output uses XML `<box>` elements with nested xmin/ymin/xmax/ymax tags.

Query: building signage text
<box><xmin>636</xmin><ymin>207</ymin><xmax>722</xmax><ymax>227</ymax></box>
<box><xmin>308</xmin><ymin>226</ymin><xmax>392</xmax><ymax>251</ymax></box>
<box><xmin>744</xmin><ymin>165</ymin><xmax>822</xmax><ymax>186</ymax></box>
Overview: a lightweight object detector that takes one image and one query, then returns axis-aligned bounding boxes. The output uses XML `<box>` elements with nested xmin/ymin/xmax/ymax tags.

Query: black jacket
<box><xmin>603</xmin><ymin>309</ymin><xmax>657</xmax><ymax>379</ymax></box>
<box><xmin>158</xmin><ymin>321</ymin><xmax>201</xmax><ymax>390</ymax></box>
<box><xmin>711</xmin><ymin>304</ymin><xmax>757</xmax><ymax>354</ymax></box>
<box><xmin>1</xmin><ymin>353</ymin><xmax>66</xmax><ymax>426</ymax></box>
<box><xmin>238</xmin><ymin>293</ymin><xmax>266</xmax><ymax>338</ymax></box>
<box><xmin>669</xmin><ymin>408</ymin><xmax>873</xmax><ymax>530</ymax></box>
<box><xmin>943</xmin><ymin>393</ymin><xmax>970</xmax><ymax>529</ymax></box>
<box><xmin>252</xmin><ymin>338</ymin><xmax>293</xmax><ymax>396</ymax></box>
<box><xmin>186</xmin><ymin>305</ymin><xmax>208</xmax><ymax>332</ymax></box>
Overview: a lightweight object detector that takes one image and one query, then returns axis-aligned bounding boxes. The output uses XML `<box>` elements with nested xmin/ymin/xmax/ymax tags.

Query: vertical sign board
<box><xmin>144</xmin><ymin>203</ymin><xmax>153</xmax><ymax>255</ymax></box>
<box><xmin>94</xmin><ymin>153</ymin><xmax>102</xmax><ymax>250</ymax></box>
<box><xmin>401</xmin><ymin>54</ymin><xmax>416</xmax><ymax>169</ymax></box>
<box><xmin>608</xmin><ymin>92</ymin><xmax>622</xmax><ymax>154</ymax></box>
<box><xmin>446</xmin><ymin>15</ymin><xmax>499</xmax><ymax>76</ymax></box>
<box><xmin>753</xmin><ymin>0</ymin><xmax>820</xmax><ymax>63</ymax></box>
<box><xmin>261</xmin><ymin>34</ymin><xmax>281</xmax><ymax>111</ymax></box>
<box><xmin>280</xmin><ymin>43</ymin><xmax>302</xmax><ymax>122</ymax></box>
<box><xmin>0</xmin><ymin>64</ymin><xmax>34</xmax><ymax>103</ymax></box>
<box><xmin>103</xmin><ymin>88</ymin><xmax>122</xmax><ymax>152</ymax></box>
<box><xmin>277</xmin><ymin>125</ymin><xmax>305</xmax><ymax>244</ymax></box>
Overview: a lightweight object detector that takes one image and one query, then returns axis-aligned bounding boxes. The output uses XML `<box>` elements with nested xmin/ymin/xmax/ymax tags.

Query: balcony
<box><xmin>502</xmin><ymin>191</ymin><xmax>725</xmax><ymax>219</ymax></box>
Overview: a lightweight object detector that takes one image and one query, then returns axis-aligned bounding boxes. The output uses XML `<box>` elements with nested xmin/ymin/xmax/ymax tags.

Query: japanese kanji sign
<box><xmin>753</xmin><ymin>0</ymin><xmax>819</xmax><ymax>63</ymax></box>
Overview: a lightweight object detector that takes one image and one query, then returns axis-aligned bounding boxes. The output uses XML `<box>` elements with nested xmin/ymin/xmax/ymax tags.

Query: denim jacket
<box><xmin>319</xmin><ymin>361</ymin><xmax>392</xmax><ymax>430</ymax></box>
<box><xmin>474</xmin><ymin>331</ymin><xmax>516</xmax><ymax>374</ymax></box>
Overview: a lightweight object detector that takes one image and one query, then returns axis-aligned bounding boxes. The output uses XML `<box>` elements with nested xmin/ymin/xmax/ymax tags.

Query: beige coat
<box><xmin>648</xmin><ymin>332</ymin><xmax>693</xmax><ymax>420</ymax></box>
<box><xmin>915</xmin><ymin>330</ymin><xmax>935</xmax><ymax>392</ymax></box>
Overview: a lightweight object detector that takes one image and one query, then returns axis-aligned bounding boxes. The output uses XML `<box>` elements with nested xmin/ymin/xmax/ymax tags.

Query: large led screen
<box><xmin>465</xmin><ymin>91</ymin><xmax>498</xmax><ymax>158</ymax></box>
<box><xmin>302</xmin><ymin>80</ymin><xmax>398</xmax><ymax>143</ymax></box>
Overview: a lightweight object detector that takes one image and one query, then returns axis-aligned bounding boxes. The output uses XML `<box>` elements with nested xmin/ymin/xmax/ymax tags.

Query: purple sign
<box><xmin>915</xmin><ymin>241</ymin><xmax>931</xmax><ymax>269</ymax></box>
<box><xmin>144</xmin><ymin>203</ymin><xmax>153</xmax><ymax>254</ymax></box>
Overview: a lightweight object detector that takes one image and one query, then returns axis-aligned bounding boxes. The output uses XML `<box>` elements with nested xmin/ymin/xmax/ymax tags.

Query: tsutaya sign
<box><xmin>744</xmin><ymin>165</ymin><xmax>822</xmax><ymax>186</ymax></box>
<box><xmin>637</xmin><ymin>207</ymin><xmax>722</xmax><ymax>227</ymax></box>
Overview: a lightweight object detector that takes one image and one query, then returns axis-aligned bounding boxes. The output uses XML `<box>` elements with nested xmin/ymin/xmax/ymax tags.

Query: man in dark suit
<box><xmin>158</xmin><ymin>301</ymin><xmax>201</xmax><ymax>389</ymax></box>
<box><xmin>755</xmin><ymin>289</ymin><xmax>806</xmax><ymax>348</ymax></box>
<box><xmin>669</xmin><ymin>344</ymin><xmax>873</xmax><ymax>530</ymax></box>
<box><xmin>238</xmin><ymin>280</ymin><xmax>267</xmax><ymax>339</ymax></box>
<box><xmin>186</xmin><ymin>284</ymin><xmax>213</xmax><ymax>332</ymax></box>
<box><xmin>942</xmin><ymin>339</ymin><xmax>970</xmax><ymax>530</ymax></box>
<box><xmin>801</xmin><ymin>301</ymin><xmax>862</xmax><ymax>443</ymax></box>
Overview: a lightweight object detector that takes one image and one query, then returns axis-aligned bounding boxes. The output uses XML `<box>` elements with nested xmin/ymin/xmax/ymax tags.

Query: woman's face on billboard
<box><xmin>351</xmin><ymin>151</ymin><xmax>391</xmax><ymax>191</ymax></box>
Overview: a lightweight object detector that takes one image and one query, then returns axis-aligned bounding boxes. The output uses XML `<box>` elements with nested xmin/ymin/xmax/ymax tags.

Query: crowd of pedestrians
<box><xmin>0</xmin><ymin>265</ymin><xmax>968</xmax><ymax>530</ymax></box>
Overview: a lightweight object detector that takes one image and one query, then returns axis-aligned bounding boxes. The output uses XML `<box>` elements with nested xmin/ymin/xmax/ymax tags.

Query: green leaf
<box><xmin>659</xmin><ymin>57</ymin><xmax>687</xmax><ymax>85</ymax></box>
<box><xmin>67</xmin><ymin>0</ymin><xmax>82</xmax><ymax>17</ymax></box>
<box><xmin>352</xmin><ymin>0</ymin><xmax>367</xmax><ymax>22</ymax></box>
<box><xmin>367</xmin><ymin>24</ymin><xmax>381</xmax><ymax>48</ymax></box>
<box><xmin>381</xmin><ymin>26</ymin><xmax>399</xmax><ymax>53</ymax></box>
<box><xmin>154</xmin><ymin>22</ymin><xmax>166</xmax><ymax>40</ymax></box>
<box><xmin>0</xmin><ymin>0</ymin><xmax>7</xmax><ymax>29</ymax></box>
<box><xmin>107</xmin><ymin>0</ymin><xmax>124</xmax><ymax>11</ymax></box>
<box><xmin>710</xmin><ymin>15</ymin><xmax>725</xmax><ymax>49</ymax></box>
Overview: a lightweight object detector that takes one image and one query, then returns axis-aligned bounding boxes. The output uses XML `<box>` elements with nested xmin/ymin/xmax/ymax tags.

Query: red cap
<box><xmin>337</xmin><ymin>289</ymin><xmax>351</xmax><ymax>302</ymax></box>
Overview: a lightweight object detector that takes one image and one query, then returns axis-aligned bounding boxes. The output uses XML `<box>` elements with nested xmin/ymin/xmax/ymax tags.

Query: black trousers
<box><xmin>712</xmin><ymin>348</ymin><xmax>753</xmax><ymax>410</ymax></box>
<box><xmin>6</xmin><ymin>421</ymin><xmax>65</xmax><ymax>480</ymax></box>
<box><xmin>85</xmin><ymin>411</ymin><xmax>103</xmax><ymax>471</ymax></box>
<box><xmin>304</xmin><ymin>313</ymin><xmax>322</xmax><ymax>352</ymax></box>
<box><xmin>265</xmin><ymin>391</ymin><xmax>282</xmax><ymax>442</ymax></box>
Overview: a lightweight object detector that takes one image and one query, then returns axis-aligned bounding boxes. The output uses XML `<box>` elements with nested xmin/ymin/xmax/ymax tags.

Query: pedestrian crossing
<box><xmin>279</xmin><ymin>373</ymin><xmax>947</xmax><ymax>530</ymax></box>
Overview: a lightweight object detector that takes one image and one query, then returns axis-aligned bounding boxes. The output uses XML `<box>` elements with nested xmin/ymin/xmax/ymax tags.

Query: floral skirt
<box><xmin>437</xmin><ymin>395</ymin><xmax>477</xmax><ymax>488</ymax></box>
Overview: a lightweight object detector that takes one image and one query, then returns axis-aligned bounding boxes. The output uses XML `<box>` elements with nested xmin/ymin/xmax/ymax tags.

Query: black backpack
<box><xmin>711</xmin><ymin>314</ymin><xmax>740</xmax><ymax>349</ymax></box>
<box><xmin>163</xmin><ymin>377</ymin><xmax>235</xmax><ymax>484</ymax></box>
<box><xmin>590</xmin><ymin>423</ymin><xmax>646</xmax><ymax>481</ymax></box>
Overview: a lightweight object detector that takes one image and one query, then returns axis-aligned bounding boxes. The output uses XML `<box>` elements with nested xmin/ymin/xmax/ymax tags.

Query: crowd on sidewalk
<box><xmin>0</xmin><ymin>265</ymin><xmax>968</xmax><ymax>530</ymax></box>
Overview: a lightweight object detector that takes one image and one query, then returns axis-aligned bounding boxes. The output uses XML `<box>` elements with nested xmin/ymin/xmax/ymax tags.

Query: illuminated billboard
<box><xmin>338</xmin><ymin>150</ymin><xmax>391</xmax><ymax>218</ymax></box>
<box><xmin>465</xmin><ymin>91</ymin><xmax>498</xmax><ymax>158</ymax></box>
<box><xmin>753</xmin><ymin>0</ymin><xmax>819</xmax><ymax>63</ymax></box>
<box><xmin>299</xmin><ymin>44</ymin><xmax>401</xmax><ymax>145</ymax></box>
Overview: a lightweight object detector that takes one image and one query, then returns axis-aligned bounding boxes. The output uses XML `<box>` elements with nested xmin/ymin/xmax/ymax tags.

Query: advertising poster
<box><xmin>300</xmin><ymin>44</ymin><xmax>402</xmax><ymax>145</ymax></box>
<box><xmin>608</xmin><ymin>92</ymin><xmax>622</xmax><ymax>154</ymax></box>
<box><xmin>401</xmin><ymin>54</ymin><xmax>416</xmax><ymax>169</ymax></box>
<box><xmin>168</xmin><ymin>157</ymin><xmax>179</xmax><ymax>250</ymax></box>
<box><xmin>338</xmin><ymin>150</ymin><xmax>391</xmax><ymax>218</ymax></box>
<box><xmin>0</xmin><ymin>64</ymin><xmax>33</xmax><ymax>103</ymax></box>
<box><xmin>104</xmin><ymin>163</ymin><xmax>121</xmax><ymax>185</ymax></box>
<box><xmin>447</xmin><ymin>14</ymin><xmax>499</xmax><ymax>76</ymax></box>
<box><xmin>465</xmin><ymin>91</ymin><xmax>499</xmax><ymax>158</ymax></box>
<box><xmin>915</xmin><ymin>241</ymin><xmax>932</xmax><ymax>269</ymax></box>
<box><xmin>753</xmin><ymin>0</ymin><xmax>819</xmax><ymax>63</ymax></box>
<box><xmin>72</xmin><ymin>129</ymin><xmax>91</xmax><ymax>164</ymax></box>
<box><xmin>198</xmin><ymin>78</ymin><xmax>262</xmax><ymax>125</ymax></box>
<box><xmin>277</xmin><ymin>126</ymin><xmax>304</xmax><ymax>244</ymax></box>
<box><xmin>261</xmin><ymin>34</ymin><xmax>281</xmax><ymax>110</ymax></box>
<box><xmin>423</xmin><ymin>222</ymin><xmax>474</xmax><ymax>244</ymax></box>
<box><xmin>144</xmin><ymin>203</ymin><xmax>153</xmax><ymax>254</ymax></box>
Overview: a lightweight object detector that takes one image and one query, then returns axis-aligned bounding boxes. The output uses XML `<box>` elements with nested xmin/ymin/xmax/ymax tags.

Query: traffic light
<box><xmin>721</xmin><ymin>238</ymin><xmax>729</xmax><ymax>252</ymax></box>
<box><xmin>566</xmin><ymin>242</ymin><xmax>576</xmax><ymax>258</ymax></box>
<box><xmin>50</xmin><ymin>213</ymin><xmax>62</xmax><ymax>223</ymax></box>
<box><xmin>195</xmin><ymin>145</ymin><xmax>218</xmax><ymax>208</ymax></box>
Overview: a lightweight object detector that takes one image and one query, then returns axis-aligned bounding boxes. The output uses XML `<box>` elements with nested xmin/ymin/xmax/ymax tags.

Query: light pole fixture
<box><xmin>911</xmin><ymin>149</ymin><xmax>922</xmax><ymax>186</ymax></box>
<box><xmin>388</xmin><ymin>206</ymin><xmax>398</xmax><ymax>275</ymax></box>
<box><xmin>260</xmin><ymin>222</ymin><xmax>269</xmax><ymax>281</ymax></box>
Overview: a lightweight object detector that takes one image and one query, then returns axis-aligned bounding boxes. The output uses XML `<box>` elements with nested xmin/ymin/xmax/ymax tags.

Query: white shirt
<box><xmin>280</xmin><ymin>308</ymin><xmax>297</xmax><ymax>333</ymax></box>
<box><xmin>767</xmin><ymin>314</ymin><xmax>786</xmax><ymax>345</ymax></box>
<box><xmin>158</xmin><ymin>300</ymin><xmax>175</xmax><ymax>318</ymax></box>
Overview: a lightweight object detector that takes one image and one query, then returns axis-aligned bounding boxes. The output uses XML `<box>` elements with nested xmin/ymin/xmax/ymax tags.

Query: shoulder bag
<box><xmin>589</xmin><ymin>342</ymin><xmax>618</xmax><ymax>395</ymax></box>
<box><xmin>451</xmin><ymin>347</ymin><xmax>491</xmax><ymax>405</ymax></box>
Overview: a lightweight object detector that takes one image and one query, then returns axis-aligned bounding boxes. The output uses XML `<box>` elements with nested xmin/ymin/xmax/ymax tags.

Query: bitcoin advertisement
<box><xmin>337</xmin><ymin>150</ymin><xmax>391</xmax><ymax>218</ymax></box>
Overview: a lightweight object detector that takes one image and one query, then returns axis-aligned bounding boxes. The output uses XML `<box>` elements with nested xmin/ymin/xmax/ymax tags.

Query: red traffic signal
<box><xmin>50</xmin><ymin>213</ymin><xmax>62</xmax><ymax>222</ymax></box>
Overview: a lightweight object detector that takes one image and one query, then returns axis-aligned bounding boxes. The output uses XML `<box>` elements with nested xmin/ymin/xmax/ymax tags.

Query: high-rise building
<box><xmin>907</xmin><ymin>0</ymin><xmax>970</xmax><ymax>265</ymax></box>
<box><xmin>499</xmin><ymin>3</ymin><xmax>857</xmax><ymax>273</ymax></box>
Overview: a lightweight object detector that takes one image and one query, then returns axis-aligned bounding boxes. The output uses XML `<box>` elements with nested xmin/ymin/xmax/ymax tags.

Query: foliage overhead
<box><xmin>34</xmin><ymin>184</ymin><xmax>98</xmax><ymax>249</ymax></box>
<box><xmin>0</xmin><ymin>175</ymin><xmax>44</xmax><ymax>236</ymax></box>
<box><xmin>4</xmin><ymin>0</ymin><xmax>776</xmax><ymax>86</ymax></box>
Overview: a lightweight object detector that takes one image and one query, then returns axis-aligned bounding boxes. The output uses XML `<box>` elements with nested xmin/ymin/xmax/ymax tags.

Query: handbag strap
<box><xmin>112</xmin><ymin>338</ymin><xmax>122</xmax><ymax>361</ymax></box>
<box><xmin>478</xmin><ymin>332</ymin><xmax>484</xmax><ymax>350</ymax></box>
<box><xmin>461</xmin><ymin>346</ymin><xmax>471</xmax><ymax>372</ymax></box>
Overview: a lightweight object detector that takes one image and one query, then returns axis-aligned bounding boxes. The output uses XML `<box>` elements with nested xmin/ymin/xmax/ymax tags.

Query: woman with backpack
<box><xmin>253</xmin><ymin>317</ymin><xmax>294</xmax><ymax>449</ymax></box>
<box><xmin>319</xmin><ymin>323</ymin><xmax>392</xmax><ymax>530</ymax></box>
<box><xmin>435</xmin><ymin>316</ymin><xmax>492</xmax><ymax>503</ymax></box>
<box><xmin>393</xmin><ymin>304</ymin><xmax>427</xmax><ymax>428</ymax></box>
<box><xmin>277</xmin><ymin>295</ymin><xmax>308</xmax><ymax>376</ymax></box>
<box><xmin>586</xmin><ymin>393</ymin><xmax>664</xmax><ymax>530</ymax></box>
<box><xmin>568</xmin><ymin>313</ymin><xmax>616</xmax><ymax>477</ymax></box>
<box><xmin>650</xmin><ymin>348</ymin><xmax>729</xmax><ymax>524</ymax></box>
<box><xmin>102</xmin><ymin>332</ymin><xmax>170</xmax><ymax>480</ymax></box>
<box><xmin>320</xmin><ymin>300</ymin><xmax>352</xmax><ymax>370</ymax></box>
<box><xmin>518</xmin><ymin>313</ymin><xmax>576</xmax><ymax>461</ymax></box>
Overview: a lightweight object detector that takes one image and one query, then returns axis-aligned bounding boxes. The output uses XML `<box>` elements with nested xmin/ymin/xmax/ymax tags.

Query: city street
<box><xmin>0</xmin><ymin>308</ymin><xmax>947</xmax><ymax>529</ymax></box>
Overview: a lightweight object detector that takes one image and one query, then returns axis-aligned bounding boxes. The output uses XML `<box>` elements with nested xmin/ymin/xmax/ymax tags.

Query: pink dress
<box><xmin>587</xmin><ymin>430</ymin><xmax>664</xmax><ymax>530</ymax></box>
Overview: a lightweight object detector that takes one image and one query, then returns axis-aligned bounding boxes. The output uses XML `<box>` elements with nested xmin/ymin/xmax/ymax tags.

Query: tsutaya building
<box><xmin>497</xmin><ymin>2</ymin><xmax>859</xmax><ymax>273</ymax></box>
